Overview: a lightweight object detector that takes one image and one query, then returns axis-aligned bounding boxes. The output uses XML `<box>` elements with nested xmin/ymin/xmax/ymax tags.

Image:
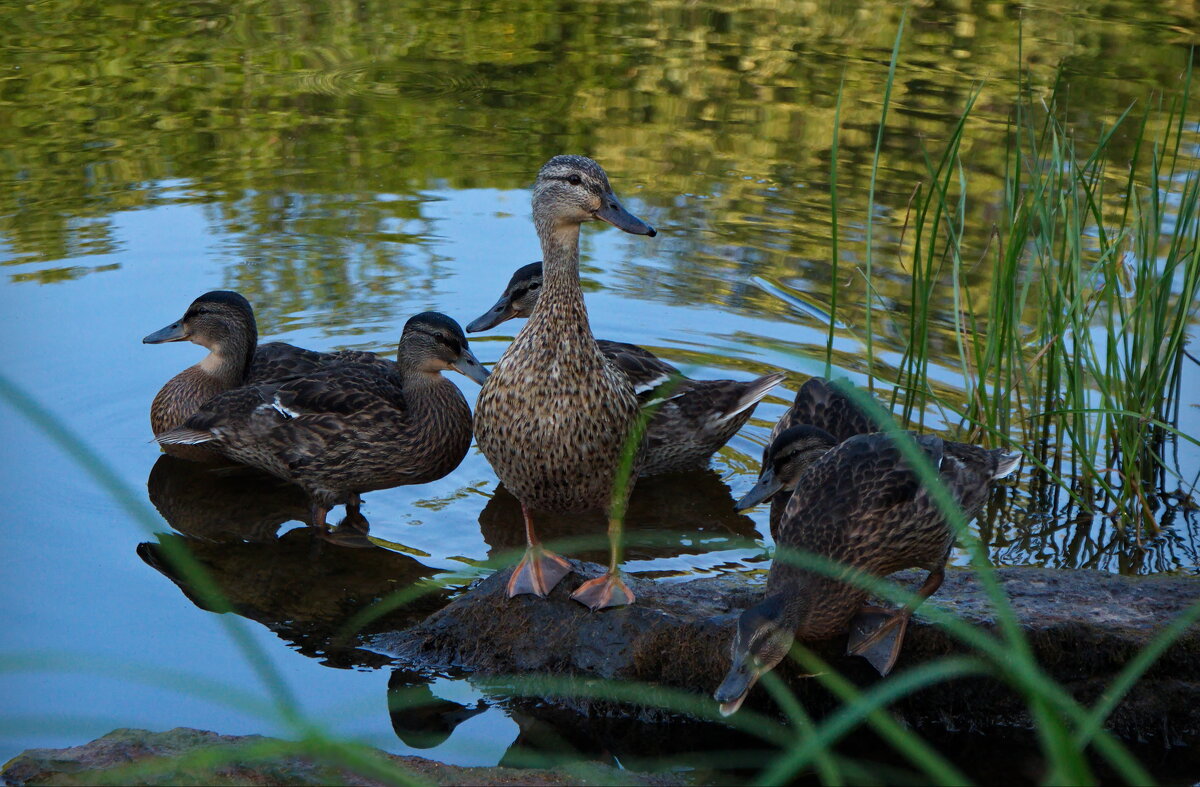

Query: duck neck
<box><xmin>766</xmin><ymin>569</ymin><xmax>820</xmax><ymax>630</ymax></box>
<box><xmin>529</xmin><ymin>218</ymin><xmax>591</xmax><ymax>341</ymax></box>
<box><xmin>198</xmin><ymin>331</ymin><xmax>255</xmax><ymax>387</ymax></box>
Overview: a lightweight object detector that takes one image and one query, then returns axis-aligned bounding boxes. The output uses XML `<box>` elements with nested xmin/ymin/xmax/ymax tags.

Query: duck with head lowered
<box><xmin>473</xmin><ymin>155</ymin><xmax>659</xmax><ymax>610</ymax></box>
<box><xmin>155</xmin><ymin>312</ymin><xmax>488</xmax><ymax>533</ymax></box>
<box><xmin>144</xmin><ymin>290</ymin><xmax>380</xmax><ymax>462</ymax></box>
<box><xmin>716</xmin><ymin>378</ymin><xmax>1019</xmax><ymax>715</ymax></box>
<box><xmin>467</xmin><ymin>262</ymin><xmax>784</xmax><ymax>477</ymax></box>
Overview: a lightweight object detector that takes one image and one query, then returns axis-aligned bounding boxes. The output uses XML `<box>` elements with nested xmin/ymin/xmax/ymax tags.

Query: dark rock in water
<box><xmin>372</xmin><ymin>563</ymin><xmax>1200</xmax><ymax>750</ymax></box>
<box><xmin>0</xmin><ymin>727</ymin><xmax>684</xmax><ymax>786</ymax></box>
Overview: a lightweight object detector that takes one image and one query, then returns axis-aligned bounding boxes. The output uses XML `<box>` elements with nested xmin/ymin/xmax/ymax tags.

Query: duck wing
<box><xmin>159</xmin><ymin>363</ymin><xmax>409</xmax><ymax>469</ymax></box>
<box><xmin>774</xmin><ymin>432</ymin><xmax>951</xmax><ymax>571</ymax></box>
<box><xmin>597</xmin><ymin>340</ymin><xmax>682</xmax><ymax>400</ymax></box>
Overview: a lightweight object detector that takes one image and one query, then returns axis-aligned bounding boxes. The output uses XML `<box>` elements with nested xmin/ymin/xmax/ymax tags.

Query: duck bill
<box><xmin>143</xmin><ymin>320</ymin><xmax>187</xmax><ymax>344</ymax></box>
<box><xmin>465</xmin><ymin>296</ymin><xmax>515</xmax><ymax>333</ymax></box>
<box><xmin>451</xmin><ymin>348</ymin><xmax>490</xmax><ymax>385</ymax></box>
<box><xmin>714</xmin><ymin>660</ymin><xmax>759</xmax><ymax>717</ymax></box>
<box><xmin>595</xmin><ymin>194</ymin><xmax>656</xmax><ymax>237</ymax></box>
<box><xmin>735</xmin><ymin>467</ymin><xmax>783</xmax><ymax>511</ymax></box>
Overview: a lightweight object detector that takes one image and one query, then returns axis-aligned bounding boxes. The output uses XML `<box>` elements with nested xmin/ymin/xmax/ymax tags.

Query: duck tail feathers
<box><xmin>993</xmin><ymin>451</ymin><xmax>1022</xmax><ymax>479</ymax></box>
<box><xmin>727</xmin><ymin>372</ymin><xmax>787</xmax><ymax>419</ymax></box>
<box><xmin>156</xmin><ymin>427</ymin><xmax>217</xmax><ymax>446</ymax></box>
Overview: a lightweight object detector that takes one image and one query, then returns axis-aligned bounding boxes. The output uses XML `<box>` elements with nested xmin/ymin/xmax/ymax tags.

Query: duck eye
<box><xmin>567</xmin><ymin>173</ymin><xmax>582</xmax><ymax>186</ymax></box>
<box><xmin>528</xmin><ymin>281</ymin><xmax>541</xmax><ymax>290</ymax></box>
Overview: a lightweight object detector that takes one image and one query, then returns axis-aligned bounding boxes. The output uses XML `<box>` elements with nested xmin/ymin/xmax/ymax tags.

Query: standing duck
<box><xmin>466</xmin><ymin>262</ymin><xmax>784</xmax><ymax>475</ymax></box>
<box><xmin>716</xmin><ymin>404</ymin><xmax>1019</xmax><ymax>715</ymax></box>
<box><xmin>144</xmin><ymin>290</ymin><xmax>376</xmax><ymax>461</ymax></box>
<box><xmin>473</xmin><ymin>155</ymin><xmax>657</xmax><ymax>610</ymax></box>
<box><xmin>156</xmin><ymin>312</ymin><xmax>488</xmax><ymax>532</ymax></box>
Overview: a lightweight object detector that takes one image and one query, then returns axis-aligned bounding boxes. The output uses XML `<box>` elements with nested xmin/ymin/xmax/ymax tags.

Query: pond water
<box><xmin>2</xmin><ymin>0</ymin><xmax>1198</xmax><ymax>779</ymax></box>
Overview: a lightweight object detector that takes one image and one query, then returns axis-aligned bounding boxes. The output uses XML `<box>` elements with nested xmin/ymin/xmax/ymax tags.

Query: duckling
<box><xmin>715</xmin><ymin>423</ymin><xmax>1019</xmax><ymax>715</ymax></box>
<box><xmin>473</xmin><ymin>155</ymin><xmax>657</xmax><ymax>610</ymax></box>
<box><xmin>144</xmin><ymin>290</ymin><xmax>375</xmax><ymax>462</ymax></box>
<box><xmin>467</xmin><ymin>261</ymin><xmax>785</xmax><ymax>475</ymax></box>
<box><xmin>156</xmin><ymin>312</ymin><xmax>488</xmax><ymax>531</ymax></box>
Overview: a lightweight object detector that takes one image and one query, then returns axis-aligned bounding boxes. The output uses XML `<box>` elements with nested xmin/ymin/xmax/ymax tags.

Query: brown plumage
<box><xmin>472</xmin><ymin>155</ymin><xmax>657</xmax><ymax>608</ymax></box>
<box><xmin>466</xmin><ymin>262</ymin><xmax>784</xmax><ymax>475</ymax></box>
<box><xmin>716</xmin><ymin>378</ymin><xmax>1020</xmax><ymax>715</ymax></box>
<box><xmin>156</xmin><ymin>312</ymin><xmax>488</xmax><ymax>530</ymax></box>
<box><xmin>737</xmin><ymin>377</ymin><xmax>888</xmax><ymax>539</ymax></box>
<box><xmin>144</xmin><ymin>290</ymin><xmax>371</xmax><ymax>462</ymax></box>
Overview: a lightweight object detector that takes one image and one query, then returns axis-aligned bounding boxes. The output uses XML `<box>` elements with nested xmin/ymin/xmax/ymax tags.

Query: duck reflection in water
<box><xmin>478</xmin><ymin>469</ymin><xmax>762</xmax><ymax>570</ymax></box>
<box><xmin>142</xmin><ymin>457</ymin><xmax>452</xmax><ymax>666</ymax></box>
<box><xmin>147</xmin><ymin>454</ymin><xmax>369</xmax><ymax>545</ymax></box>
<box><xmin>387</xmin><ymin>669</ymin><xmax>488</xmax><ymax>749</ymax></box>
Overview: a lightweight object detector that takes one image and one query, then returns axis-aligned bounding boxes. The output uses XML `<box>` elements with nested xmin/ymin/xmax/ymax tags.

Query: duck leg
<box><xmin>846</xmin><ymin>567</ymin><xmax>945</xmax><ymax>676</ymax></box>
<box><xmin>507</xmin><ymin>504</ymin><xmax>571</xmax><ymax>598</ymax></box>
<box><xmin>309</xmin><ymin>502</ymin><xmax>331</xmax><ymax>530</ymax></box>
<box><xmin>570</xmin><ymin>513</ymin><xmax>635</xmax><ymax>610</ymax></box>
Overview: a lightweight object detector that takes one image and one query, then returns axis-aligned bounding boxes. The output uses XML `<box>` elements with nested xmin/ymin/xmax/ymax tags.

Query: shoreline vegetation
<box><xmin>3</xmin><ymin>10</ymin><xmax>1199</xmax><ymax>786</ymax></box>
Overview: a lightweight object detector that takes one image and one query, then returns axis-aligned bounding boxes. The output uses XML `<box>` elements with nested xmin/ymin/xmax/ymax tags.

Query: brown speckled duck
<box><xmin>144</xmin><ymin>290</ymin><xmax>376</xmax><ymax>462</ymax></box>
<box><xmin>716</xmin><ymin>381</ymin><xmax>1019</xmax><ymax>715</ymax></box>
<box><xmin>736</xmin><ymin>377</ymin><xmax>886</xmax><ymax>539</ymax></box>
<box><xmin>473</xmin><ymin>155</ymin><xmax>657</xmax><ymax>610</ymax></box>
<box><xmin>466</xmin><ymin>262</ymin><xmax>784</xmax><ymax>476</ymax></box>
<box><xmin>155</xmin><ymin>312</ymin><xmax>488</xmax><ymax>532</ymax></box>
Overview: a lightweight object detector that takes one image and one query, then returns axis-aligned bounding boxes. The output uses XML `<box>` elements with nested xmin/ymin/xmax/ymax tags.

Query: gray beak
<box><xmin>143</xmin><ymin>320</ymin><xmax>187</xmax><ymax>344</ymax></box>
<box><xmin>451</xmin><ymin>346</ymin><xmax>490</xmax><ymax>385</ymax></box>
<box><xmin>465</xmin><ymin>295</ymin><xmax>515</xmax><ymax>333</ymax></box>
<box><xmin>713</xmin><ymin>658</ymin><xmax>758</xmax><ymax>717</ymax></box>
<box><xmin>735</xmin><ymin>466</ymin><xmax>784</xmax><ymax>511</ymax></box>
<box><xmin>595</xmin><ymin>193</ymin><xmax>656</xmax><ymax>237</ymax></box>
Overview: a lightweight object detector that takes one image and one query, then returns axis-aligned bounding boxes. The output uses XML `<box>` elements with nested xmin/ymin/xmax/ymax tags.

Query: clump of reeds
<box><xmin>877</xmin><ymin>61</ymin><xmax>1199</xmax><ymax>549</ymax></box>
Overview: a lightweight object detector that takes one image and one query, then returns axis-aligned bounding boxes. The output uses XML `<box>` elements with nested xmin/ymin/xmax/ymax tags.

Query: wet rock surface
<box><xmin>373</xmin><ymin>563</ymin><xmax>1200</xmax><ymax>748</ymax></box>
<box><xmin>0</xmin><ymin>728</ymin><xmax>686</xmax><ymax>786</ymax></box>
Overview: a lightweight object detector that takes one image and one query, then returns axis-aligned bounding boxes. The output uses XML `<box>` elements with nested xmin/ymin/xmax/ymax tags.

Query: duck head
<box><xmin>465</xmin><ymin>262</ymin><xmax>544</xmax><ymax>333</ymax></box>
<box><xmin>399</xmin><ymin>312</ymin><xmax>490</xmax><ymax>385</ymax></box>
<box><xmin>532</xmin><ymin>155</ymin><xmax>656</xmax><ymax>237</ymax></box>
<box><xmin>143</xmin><ymin>290</ymin><xmax>258</xmax><ymax>382</ymax></box>
<box><xmin>714</xmin><ymin>593</ymin><xmax>810</xmax><ymax>716</ymax></box>
<box><xmin>143</xmin><ymin>290</ymin><xmax>257</xmax><ymax>349</ymax></box>
<box><xmin>735</xmin><ymin>425</ymin><xmax>839</xmax><ymax>510</ymax></box>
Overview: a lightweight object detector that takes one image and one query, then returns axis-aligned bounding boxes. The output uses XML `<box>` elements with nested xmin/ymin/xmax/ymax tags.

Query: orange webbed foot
<box><xmin>570</xmin><ymin>571</ymin><xmax>635</xmax><ymax>610</ymax></box>
<box><xmin>506</xmin><ymin>546</ymin><xmax>572</xmax><ymax>598</ymax></box>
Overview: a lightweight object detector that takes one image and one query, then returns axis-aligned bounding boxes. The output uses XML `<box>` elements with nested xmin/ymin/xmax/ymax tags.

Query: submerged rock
<box><xmin>0</xmin><ymin>727</ymin><xmax>685</xmax><ymax>786</ymax></box>
<box><xmin>373</xmin><ymin>563</ymin><xmax>1200</xmax><ymax>749</ymax></box>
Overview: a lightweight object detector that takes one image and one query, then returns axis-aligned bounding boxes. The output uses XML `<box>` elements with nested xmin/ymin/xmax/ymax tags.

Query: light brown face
<box><xmin>465</xmin><ymin>262</ymin><xmax>544</xmax><ymax>332</ymax></box>
<box><xmin>400</xmin><ymin>312</ymin><xmax>490</xmax><ymax>384</ymax></box>
<box><xmin>142</xmin><ymin>291</ymin><xmax>255</xmax><ymax>350</ymax></box>
<box><xmin>504</xmin><ymin>272</ymin><xmax>543</xmax><ymax>319</ymax></box>
<box><xmin>532</xmin><ymin>155</ymin><xmax>656</xmax><ymax>236</ymax></box>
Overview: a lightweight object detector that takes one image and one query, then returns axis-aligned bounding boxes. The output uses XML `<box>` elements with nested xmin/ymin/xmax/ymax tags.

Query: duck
<box><xmin>466</xmin><ymin>261</ymin><xmax>785</xmax><ymax>476</ymax></box>
<box><xmin>473</xmin><ymin>154</ymin><xmax>657</xmax><ymax>610</ymax></box>
<box><xmin>155</xmin><ymin>312</ymin><xmax>489</xmax><ymax>532</ymax></box>
<box><xmin>715</xmin><ymin>389</ymin><xmax>1019</xmax><ymax>715</ymax></box>
<box><xmin>736</xmin><ymin>377</ymin><xmax>886</xmax><ymax>539</ymax></box>
<box><xmin>144</xmin><ymin>290</ymin><xmax>377</xmax><ymax>462</ymax></box>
